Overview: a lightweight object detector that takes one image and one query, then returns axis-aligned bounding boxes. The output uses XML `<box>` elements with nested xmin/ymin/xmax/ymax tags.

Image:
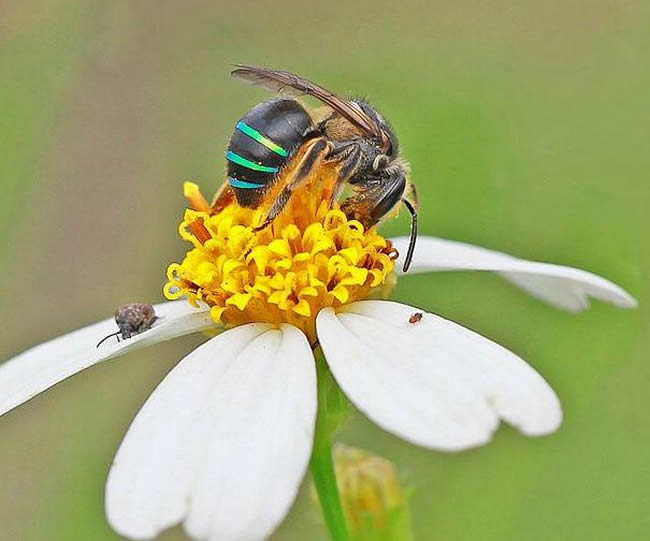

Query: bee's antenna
<box><xmin>401</xmin><ymin>199</ymin><xmax>418</xmax><ymax>273</ymax></box>
<box><xmin>96</xmin><ymin>331</ymin><xmax>121</xmax><ymax>349</ymax></box>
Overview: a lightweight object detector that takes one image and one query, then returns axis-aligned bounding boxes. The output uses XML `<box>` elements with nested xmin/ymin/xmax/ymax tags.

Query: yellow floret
<box><xmin>164</xmin><ymin>173</ymin><xmax>398</xmax><ymax>342</ymax></box>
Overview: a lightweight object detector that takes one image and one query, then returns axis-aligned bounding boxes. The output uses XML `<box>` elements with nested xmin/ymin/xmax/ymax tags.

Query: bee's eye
<box><xmin>373</xmin><ymin>154</ymin><xmax>390</xmax><ymax>171</ymax></box>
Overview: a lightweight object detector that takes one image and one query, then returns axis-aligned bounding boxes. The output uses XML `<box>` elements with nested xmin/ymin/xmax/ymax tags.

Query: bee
<box><xmin>211</xmin><ymin>65</ymin><xmax>418</xmax><ymax>272</ymax></box>
<box><xmin>408</xmin><ymin>312</ymin><xmax>423</xmax><ymax>324</ymax></box>
<box><xmin>96</xmin><ymin>303</ymin><xmax>157</xmax><ymax>348</ymax></box>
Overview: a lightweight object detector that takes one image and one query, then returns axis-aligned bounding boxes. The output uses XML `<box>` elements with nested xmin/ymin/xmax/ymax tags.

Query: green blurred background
<box><xmin>1</xmin><ymin>1</ymin><xmax>647</xmax><ymax>539</ymax></box>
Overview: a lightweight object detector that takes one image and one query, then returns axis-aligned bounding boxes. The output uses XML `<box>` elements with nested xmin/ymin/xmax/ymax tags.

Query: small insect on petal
<box><xmin>408</xmin><ymin>312</ymin><xmax>423</xmax><ymax>324</ymax></box>
<box><xmin>97</xmin><ymin>303</ymin><xmax>158</xmax><ymax>348</ymax></box>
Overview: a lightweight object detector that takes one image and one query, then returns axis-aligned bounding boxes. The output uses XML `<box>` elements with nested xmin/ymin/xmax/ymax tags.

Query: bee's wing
<box><xmin>231</xmin><ymin>65</ymin><xmax>384</xmax><ymax>141</ymax></box>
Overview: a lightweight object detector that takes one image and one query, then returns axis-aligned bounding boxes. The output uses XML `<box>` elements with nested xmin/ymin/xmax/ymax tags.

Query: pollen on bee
<box><xmin>165</xmin><ymin>167</ymin><xmax>397</xmax><ymax>342</ymax></box>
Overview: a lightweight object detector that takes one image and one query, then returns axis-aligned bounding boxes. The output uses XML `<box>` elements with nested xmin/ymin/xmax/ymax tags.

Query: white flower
<box><xmin>0</xmin><ymin>235</ymin><xmax>635</xmax><ymax>541</ymax></box>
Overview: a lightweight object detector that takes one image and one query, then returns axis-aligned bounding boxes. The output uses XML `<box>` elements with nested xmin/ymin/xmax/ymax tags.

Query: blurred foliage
<box><xmin>0</xmin><ymin>1</ymin><xmax>648</xmax><ymax>540</ymax></box>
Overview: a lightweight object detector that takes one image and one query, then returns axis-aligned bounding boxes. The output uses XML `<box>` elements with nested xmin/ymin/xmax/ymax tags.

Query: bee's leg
<box><xmin>340</xmin><ymin>164</ymin><xmax>406</xmax><ymax>228</ymax></box>
<box><xmin>326</xmin><ymin>142</ymin><xmax>364</xmax><ymax>206</ymax></box>
<box><xmin>210</xmin><ymin>181</ymin><xmax>235</xmax><ymax>213</ymax></box>
<box><xmin>329</xmin><ymin>142</ymin><xmax>363</xmax><ymax>180</ymax></box>
<box><xmin>254</xmin><ymin>137</ymin><xmax>331</xmax><ymax>231</ymax></box>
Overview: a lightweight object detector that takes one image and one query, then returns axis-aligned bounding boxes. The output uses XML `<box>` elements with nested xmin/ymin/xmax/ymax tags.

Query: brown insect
<box><xmin>408</xmin><ymin>312</ymin><xmax>423</xmax><ymax>324</ymax></box>
<box><xmin>96</xmin><ymin>303</ymin><xmax>157</xmax><ymax>348</ymax></box>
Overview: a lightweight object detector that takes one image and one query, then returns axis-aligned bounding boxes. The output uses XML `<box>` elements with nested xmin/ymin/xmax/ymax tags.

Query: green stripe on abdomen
<box><xmin>236</xmin><ymin>121</ymin><xmax>288</xmax><ymax>157</ymax></box>
<box><xmin>226</xmin><ymin>151</ymin><xmax>279</xmax><ymax>173</ymax></box>
<box><xmin>228</xmin><ymin>177</ymin><xmax>265</xmax><ymax>189</ymax></box>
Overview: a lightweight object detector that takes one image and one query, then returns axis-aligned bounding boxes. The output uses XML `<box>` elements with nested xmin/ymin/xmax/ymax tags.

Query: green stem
<box><xmin>310</xmin><ymin>435</ymin><xmax>348</xmax><ymax>541</ymax></box>
<box><xmin>310</xmin><ymin>350</ymin><xmax>350</xmax><ymax>541</ymax></box>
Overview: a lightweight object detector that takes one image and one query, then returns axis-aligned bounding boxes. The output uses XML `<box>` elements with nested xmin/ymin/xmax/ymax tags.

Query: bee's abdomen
<box><xmin>226</xmin><ymin>98</ymin><xmax>313</xmax><ymax>207</ymax></box>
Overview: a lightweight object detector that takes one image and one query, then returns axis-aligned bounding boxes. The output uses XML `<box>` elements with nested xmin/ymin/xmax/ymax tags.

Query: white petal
<box><xmin>391</xmin><ymin>235</ymin><xmax>637</xmax><ymax>311</ymax></box>
<box><xmin>317</xmin><ymin>300</ymin><xmax>561</xmax><ymax>452</ymax></box>
<box><xmin>0</xmin><ymin>301</ymin><xmax>214</xmax><ymax>417</ymax></box>
<box><xmin>105</xmin><ymin>323</ymin><xmax>316</xmax><ymax>541</ymax></box>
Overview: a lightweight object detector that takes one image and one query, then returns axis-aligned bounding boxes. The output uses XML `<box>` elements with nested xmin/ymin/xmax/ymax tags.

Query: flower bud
<box><xmin>330</xmin><ymin>443</ymin><xmax>413</xmax><ymax>541</ymax></box>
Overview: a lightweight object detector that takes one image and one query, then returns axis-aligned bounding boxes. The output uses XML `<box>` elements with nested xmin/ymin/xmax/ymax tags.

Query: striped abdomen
<box><xmin>226</xmin><ymin>98</ymin><xmax>313</xmax><ymax>207</ymax></box>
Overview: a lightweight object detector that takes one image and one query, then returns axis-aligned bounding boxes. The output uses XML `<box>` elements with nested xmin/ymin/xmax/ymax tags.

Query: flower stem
<box><xmin>310</xmin><ymin>351</ymin><xmax>350</xmax><ymax>541</ymax></box>
<box><xmin>311</xmin><ymin>436</ymin><xmax>348</xmax><ymax>541</ymax></box>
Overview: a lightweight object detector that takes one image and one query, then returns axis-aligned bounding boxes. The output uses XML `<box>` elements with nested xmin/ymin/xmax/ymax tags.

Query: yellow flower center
<box><xmin>164</xmin><ymin>166</ymin><xmax>397</xmax><ymax>343</ymax></box>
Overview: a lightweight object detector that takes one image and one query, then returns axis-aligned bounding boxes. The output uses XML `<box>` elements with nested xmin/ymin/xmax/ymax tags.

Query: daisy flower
<box><xmin>0</xmin><ymin>175</ymin><xmax>636</xmax><ymax>541</ymax></box>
